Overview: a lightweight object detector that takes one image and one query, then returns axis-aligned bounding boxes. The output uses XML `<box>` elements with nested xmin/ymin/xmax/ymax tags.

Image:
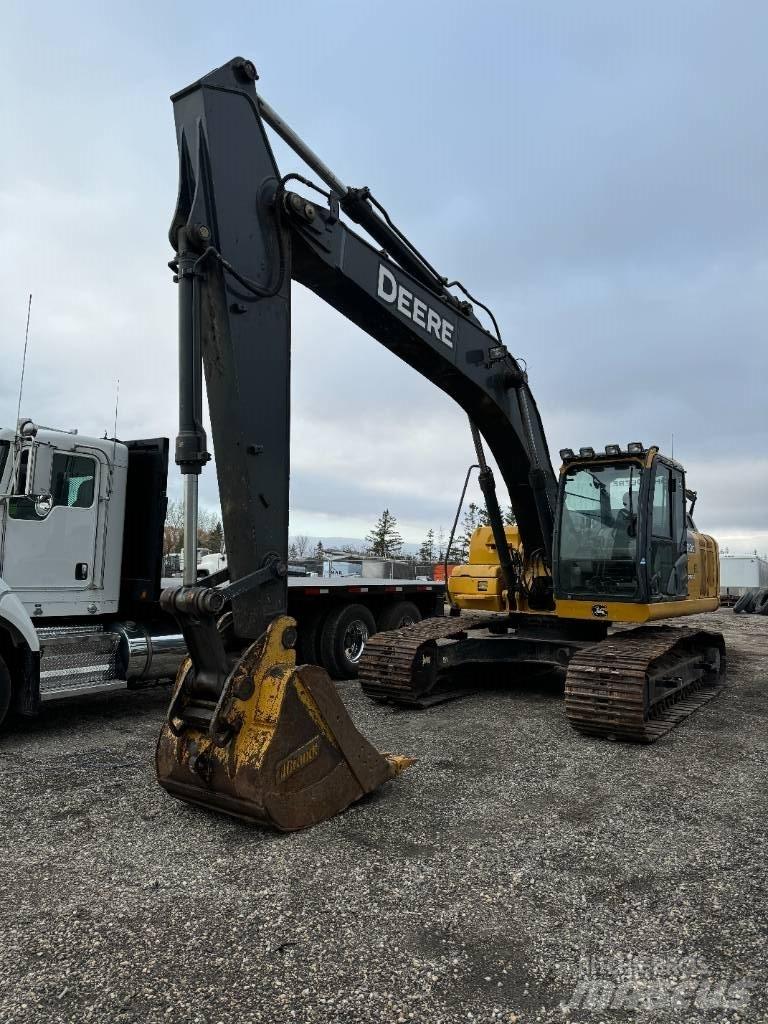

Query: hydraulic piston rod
<box><xmin>172</xmin><ymin>227</ymin><xmax>210</xmax><ymax>586</ymax></box>
<box><xmin>256</xmin><ymin>94</ymin><xmax>349</xmax><ymax>199</ymax></box>
<box><xmin>255</xmin><ymin>88</ymin><xmax>448</xmax><ymax>294</ymax></box>
<box><xmin>469</xmin><ymin>420</ymin><xmax>518</xmax><ymax>607</ymax></box>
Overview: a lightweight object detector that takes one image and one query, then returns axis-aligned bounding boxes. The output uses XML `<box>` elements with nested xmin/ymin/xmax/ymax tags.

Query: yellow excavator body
<box><xmin>449</xmin><ymin>523</ymin><xmax>720</xmax><ymax>622</ymax></box>
<box><xmin>449</xmin><ymin>453</ymin><xmax>721</xmax><ymax>625</ymax></box>
<box><xmin>367</xmin><ymin>447</ymin><xmax>726</xmax><ymax>738</ymax></box>
<box><xmin>448</xmin><ymin>525</ymin><xmax>555</xmax><ymax>614</ymax></box>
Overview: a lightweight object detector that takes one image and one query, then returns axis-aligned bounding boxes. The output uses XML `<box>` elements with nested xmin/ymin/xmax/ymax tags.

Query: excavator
<box><xmin>156</xmin><ymin>57</ymin><xmax>725</xmax><ymax>831</ymax></box>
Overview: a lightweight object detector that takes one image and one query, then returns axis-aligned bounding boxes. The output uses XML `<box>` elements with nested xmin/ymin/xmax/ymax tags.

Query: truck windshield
<box><xmin>558</xmin><ymin>462</ymin><xmax>642</xmax><ymax>599</ymax></box>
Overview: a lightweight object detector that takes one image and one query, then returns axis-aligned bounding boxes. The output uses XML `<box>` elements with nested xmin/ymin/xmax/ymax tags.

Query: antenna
<box><xmin>671</xmin><ymin>432</ymin><xmax>674</xmax><ymax>460</ymax></box>
<box><xmin>109</xmin><ymin>378</ymin><xmax>120</xmax><ymax>495</ymax></box>
<box><xmin>16</xmin><ymin>294</ymin><xmax>32</xmax><ymax>429</ymax></box>
<box><xmin>112</xmin><ymin>378</ymin><xmax>120</xmax><ymax>447</ymax></box>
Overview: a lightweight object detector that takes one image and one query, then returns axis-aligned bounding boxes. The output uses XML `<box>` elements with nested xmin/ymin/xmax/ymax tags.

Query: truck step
<box><xmin>37</xmin><ymin>625</ymin><xmax>121</xmax><ymax>698</ymax></box>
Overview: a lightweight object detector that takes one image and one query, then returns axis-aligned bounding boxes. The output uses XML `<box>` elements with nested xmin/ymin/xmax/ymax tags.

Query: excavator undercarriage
<box><xmin>359</xmin><ymin>615</ymin><xmax>725</xmax><ymax>742</ymax></box>
<box><xmin>359</xmin><ymin>613</ymin><xmax>604</xmax><ymax>707</ymax></box>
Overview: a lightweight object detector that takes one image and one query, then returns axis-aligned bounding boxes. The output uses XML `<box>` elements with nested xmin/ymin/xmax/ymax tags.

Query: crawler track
<box><xmin>358</xmin><ymin>614</ymin><xmax>495</xmax><ymax>706</ymax></box>
<box><xmin>564</xmin><ymin>625</ymin><xmax>726</xmax><ymax>742</ymax></box>
<box><xmin>361</xmin><ymin>615</ymin><xmax>726</xmax><ymax>742</ymax></box>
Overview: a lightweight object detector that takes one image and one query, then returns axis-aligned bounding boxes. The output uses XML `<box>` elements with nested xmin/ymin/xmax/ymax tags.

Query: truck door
<box><xmin>2</xmin><ymin>449</ymin><xmax>100</xmax><ymax>592</ymax></box>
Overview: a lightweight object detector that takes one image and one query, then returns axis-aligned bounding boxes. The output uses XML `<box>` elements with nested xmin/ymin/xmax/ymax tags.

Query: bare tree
<box><xmin>293</xmin><ymin>534</ymin><xmax>310</xmax><ymax>557</ymax></box>
<box><xmin>197</xmin><ymin>507</ymin><xmax>217</xmax><ymax>536</ymax></box>
<box><xmin>164</xmin><ymin>500</ymin><xmax>222</xmax><ymax>554</ymax></box>
<box><xmin>164</xmin><ymin>499</ymin><xmax>185</xmax><ymax>554</ymax></box>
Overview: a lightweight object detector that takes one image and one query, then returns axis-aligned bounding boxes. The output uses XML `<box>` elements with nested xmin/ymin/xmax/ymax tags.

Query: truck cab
<box><xmin>0</xmin><ymin>420</ymin><xmax>128</xmax><ymax>618</ymax></box>
<box><xmin>0</xmin><ymin>421</ymin><xmax>174</xmax><ymax>723</ymax></box>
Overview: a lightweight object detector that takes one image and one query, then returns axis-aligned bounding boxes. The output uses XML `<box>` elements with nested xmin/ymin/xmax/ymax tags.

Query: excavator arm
<box><xmin>168</xmin><ymin>56</ymin><xmax>557</xmax><ymax>636</ymax></box>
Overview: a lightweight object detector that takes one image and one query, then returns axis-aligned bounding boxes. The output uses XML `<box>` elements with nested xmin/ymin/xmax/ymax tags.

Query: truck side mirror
<box><xmin>28</xmin><ymin>442</ymin><xmax>54</xmax><ymax>497</ymax></box>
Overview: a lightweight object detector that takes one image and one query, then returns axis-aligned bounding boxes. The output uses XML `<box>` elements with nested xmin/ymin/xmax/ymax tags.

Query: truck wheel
<box><xmin>754</xmin><ymin>589</ymin><xmax>768</xmax><ymax>615</ymax></box>
<box><xmin>377</xmin><ymin>601</ymin><xmax>422</xmax><ymax>632</ymax></box>
<box><xmin>297</xmin><ymin>607</ymin><xmax>327</xmax><ymax>666</ymax></box>
<box><xmin>319</xmin><ymin>604</ymin><xmax>377</xmax><ymax>679</ymax></box>
<box><xmin>0</xmin><ymin>655</ymin><xmax>12</xmax><ymax>729</ymax></box>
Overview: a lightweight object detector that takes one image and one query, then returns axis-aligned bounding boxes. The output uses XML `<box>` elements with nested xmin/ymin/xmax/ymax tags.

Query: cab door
<box><xmin>2</xmin><ymin>449</ymin><xmax>100</xmax><ymax>593</ymax></box>
<box><xmin>647</xmin><ymin>459</ymin><xmax>688</xmax><ymax>600</ymax></box>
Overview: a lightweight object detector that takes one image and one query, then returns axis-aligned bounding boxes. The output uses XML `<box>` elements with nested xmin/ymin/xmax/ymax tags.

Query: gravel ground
<box><xmin>0</xmin><ymin>608</ymin><xmax>766</xmax><ymax>1024</ymax></box>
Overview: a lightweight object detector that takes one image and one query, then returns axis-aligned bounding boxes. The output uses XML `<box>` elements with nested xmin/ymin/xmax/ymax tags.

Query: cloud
<box><xmin>1</xmin><ymin>2</ymin><xmax>765</xmax><ymax>558</ymax></box>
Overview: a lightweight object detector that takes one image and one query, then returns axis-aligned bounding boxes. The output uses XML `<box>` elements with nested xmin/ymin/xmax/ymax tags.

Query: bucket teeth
<box><xmin>156</xmin><ymin>616</ymin><xmax>411</xmax><ymax>831</ymax></box>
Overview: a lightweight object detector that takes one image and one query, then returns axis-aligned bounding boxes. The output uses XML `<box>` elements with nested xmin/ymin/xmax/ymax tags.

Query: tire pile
<box><xmin>733</xmin><ymin>588</ymin><xmax>768</xmax><ymax>615</ymax></box>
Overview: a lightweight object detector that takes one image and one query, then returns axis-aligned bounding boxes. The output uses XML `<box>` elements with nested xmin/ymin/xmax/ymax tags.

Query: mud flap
<box><xmin>156</xmin><ymin>616</ymin><xmax>412</xmax><ymax>831</ymax></box>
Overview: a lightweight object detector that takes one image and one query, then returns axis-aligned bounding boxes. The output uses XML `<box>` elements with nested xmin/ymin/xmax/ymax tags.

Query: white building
<box><xmin>719</xmin><ymin>554</ymin><xmax>768</xmax><ymax>596</ymax></box>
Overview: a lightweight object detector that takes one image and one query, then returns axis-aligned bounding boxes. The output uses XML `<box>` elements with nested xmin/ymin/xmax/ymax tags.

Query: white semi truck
<box><xmin>0</xmin><ymin>419</ymin><xmax>444</xmax><ymax>727</ymax></box>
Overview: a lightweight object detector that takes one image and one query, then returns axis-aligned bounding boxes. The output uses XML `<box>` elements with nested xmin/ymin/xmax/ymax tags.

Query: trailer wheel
<box><xmin>377</xmin><ymin>600</ymin><xmax>422</xmax><ymax>632</ymax></box>
<box><xmin>0</xmin><ymin>654</ymin><xmax>12</xmax><ymax>729</ymax></box>
<box><xmin>319</xmin><ymin>604</ymin><xmax>377</xmax><ymax>679</ymax></box>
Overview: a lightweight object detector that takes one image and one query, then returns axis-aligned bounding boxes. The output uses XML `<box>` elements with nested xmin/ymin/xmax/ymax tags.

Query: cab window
<box><xmin>652</xmin><ymin>466</ymin><xmax>672</xmax><ymax>538</ymax></box>
<box><xmin>557</xmin><ymin>462</ymin><xmax>642</xmax><ymax>599</ymax></box>
<box><xmin>51</xmin><ymin>454</ymin><xmax>96</xmax><ymax>508</ymax></box>
<box><xmin>649</xmin><ymin>463</ymin><xmax>687</xmax><ymax>599</ymax></box>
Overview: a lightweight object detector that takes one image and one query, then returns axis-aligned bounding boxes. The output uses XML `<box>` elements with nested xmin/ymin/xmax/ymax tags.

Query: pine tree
<box><xmin>457</xmin><ymin>502</ymin><xmax>484</xmax><ymax>561</ymax></box>
<box><xmin>314</xmin><ymin>540</ymin><xmax>325</xmax><ymax>560</ymax></box>
<box><xmin>504</xmin><ymin>505</ymin><xmax>516</xmax><ymax>526</ymax></box>
<box><xmin>208</xmin><ymin>521</ymin><xmax>224</xmax><ymax>553</ymax></box>
<box><xmin>418</xmin><ymin>528</ymin><xmax>435</xmax><ymax>563</ymax></box>
<box><xmin>366</xmin><ymin>509</ymin><xmax>403</xmax><ymax>558</ymax></box>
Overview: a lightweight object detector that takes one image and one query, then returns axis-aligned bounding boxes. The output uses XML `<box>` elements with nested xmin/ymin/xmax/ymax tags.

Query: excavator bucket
<box><xmin>156</xmin><ymin>615</ymin><xmax>412</xmax><ymax>831</ymax></box>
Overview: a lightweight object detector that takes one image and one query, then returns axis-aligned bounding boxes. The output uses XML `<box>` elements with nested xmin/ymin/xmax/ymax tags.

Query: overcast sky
<box><xmin>2</xmin><ymin>1</ymin><xmax>766</xmax><ymax>553</ymax></box>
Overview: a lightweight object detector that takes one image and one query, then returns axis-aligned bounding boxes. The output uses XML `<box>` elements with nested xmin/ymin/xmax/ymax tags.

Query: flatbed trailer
<box><xmin>0</xmin><ymin>420</ymin><xmax>443</xmax><ymax>727</ymax></box>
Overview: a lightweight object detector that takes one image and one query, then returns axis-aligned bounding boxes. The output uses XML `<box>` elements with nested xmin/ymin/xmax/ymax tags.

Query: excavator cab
<box><xmin>554</xmin><ymin>444</ymin><xmax>719</xmax><ymax>621</ymax></box>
